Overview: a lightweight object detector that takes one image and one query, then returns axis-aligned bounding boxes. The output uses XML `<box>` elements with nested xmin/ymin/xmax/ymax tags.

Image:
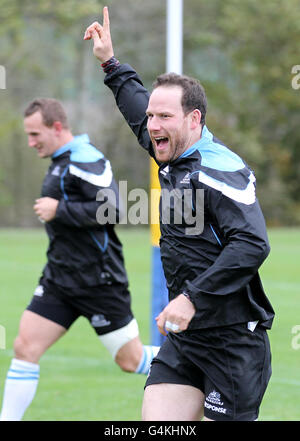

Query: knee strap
<box><xmin>98</xmin><ymin>318</ymin><xmax>139</xmax><ymax>359</ymax></box>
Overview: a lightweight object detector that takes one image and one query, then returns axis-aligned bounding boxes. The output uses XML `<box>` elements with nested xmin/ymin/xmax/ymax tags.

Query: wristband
<box><xmin>101</xmin><ymin>56</ymin><xmax>120</xmax><ymax>74</ymax></box>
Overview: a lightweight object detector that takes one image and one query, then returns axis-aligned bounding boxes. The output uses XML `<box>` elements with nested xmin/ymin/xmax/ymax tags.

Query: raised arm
<box><xmin>84</xmin><ymin>7</ymin><xmax>155</xmax><ymax>158</ymax></box>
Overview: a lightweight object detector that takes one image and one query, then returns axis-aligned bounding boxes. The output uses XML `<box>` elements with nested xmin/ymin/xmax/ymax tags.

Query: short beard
<box><xmin>169</xmin><ymin>134</ymin><xmax>189</xmax><ymax>163</ymax></box>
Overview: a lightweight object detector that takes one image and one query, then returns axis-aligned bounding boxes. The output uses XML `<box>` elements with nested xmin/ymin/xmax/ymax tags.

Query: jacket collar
<box><xmin>52</xmin><ymin>134</ymin><xmax>90</xmax><ymax>158</ymax></box>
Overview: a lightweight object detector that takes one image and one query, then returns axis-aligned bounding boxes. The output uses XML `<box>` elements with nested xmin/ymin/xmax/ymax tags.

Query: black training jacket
<box><xmin>104</xmin><ymin>63</ymin><xmax>275</xmax><ymax>330</ymax></box>
<box><xmin>40</xmin><ymin>134</ymin><xmax>128</xmax><ymax>288</ymax></box>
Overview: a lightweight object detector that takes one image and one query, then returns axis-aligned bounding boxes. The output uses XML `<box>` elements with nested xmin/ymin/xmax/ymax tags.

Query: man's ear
<box><xmin>189</xmin><ymin>109</ymin><xmax>202</xmax><ymax>130</ymax></box>
<box><xmin>53</xmin><ymin>120</ymin><xmax>63</xmax><ymax>134</ymax></box>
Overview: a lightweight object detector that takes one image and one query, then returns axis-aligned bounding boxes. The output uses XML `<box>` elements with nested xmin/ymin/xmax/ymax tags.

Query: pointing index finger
<box><xmin>103</xmin><ymin>6</ymin><xmax>110</xmax><ymax>30</ymax></box>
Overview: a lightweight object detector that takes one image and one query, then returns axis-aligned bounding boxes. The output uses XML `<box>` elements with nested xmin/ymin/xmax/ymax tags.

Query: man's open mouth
<box><xmin>154</xmin><ymin>136</ymin><xmax>169</xmax><ymax>149</ymax></box>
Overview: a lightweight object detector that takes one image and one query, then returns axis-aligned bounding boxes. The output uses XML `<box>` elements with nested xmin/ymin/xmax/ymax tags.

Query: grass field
<box><xmin>0</xmin><ymin>227</ymin><xmax>299</xmax><ymax>421</ymax></box>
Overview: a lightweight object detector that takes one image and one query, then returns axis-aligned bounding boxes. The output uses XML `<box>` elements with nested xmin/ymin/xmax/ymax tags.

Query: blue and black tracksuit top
<box><xmin>104</xmin><ymin>63</ymin><xmax>275</xmax><ymax>331</ymax></box>
<box><xmin>41</xmin><ymin>134</ymin><xmax>128</xmax><ymax>288</ymax></box>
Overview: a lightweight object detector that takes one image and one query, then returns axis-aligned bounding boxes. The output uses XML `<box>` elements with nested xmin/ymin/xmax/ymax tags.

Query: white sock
<box><xmin>135</xmin><ymin>345</ymin><xmax>160</xmax><ymax>375</ymax></box>
<box><xmin>0</xmin><ymin>358</ymin><xmax>40</xmax><ymax>421</ymax></box>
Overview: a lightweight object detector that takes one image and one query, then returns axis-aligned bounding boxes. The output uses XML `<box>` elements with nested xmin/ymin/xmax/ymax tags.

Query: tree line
<box><xmin>0</xmin><ymin>0</ymin><xmax>299</xmax><ymax>227</ymax></box>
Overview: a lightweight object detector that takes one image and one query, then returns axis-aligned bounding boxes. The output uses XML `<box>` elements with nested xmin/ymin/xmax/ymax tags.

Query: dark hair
<box><xmin>152</xmin><ymin>73</ymin><xmax>207</xmax><ymax>126</ymax></box>
<box><xmin>24</xmin><ymin>98</ymin><xmax>69</xmax><ymax>129</ymax></box>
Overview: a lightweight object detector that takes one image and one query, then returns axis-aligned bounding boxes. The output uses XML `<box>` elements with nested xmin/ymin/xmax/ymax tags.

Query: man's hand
<box><xmin>156</xmin><ymin>294</ymin><xmax>196</xmax><ymax>336</ymax></box>
<box><xmin>34</xmin><ymin>197</ymin><xmax>59</xmax><ymax>222</ymax></box>
<box><xmin>83</xmin><ymin>6</ymin><xmax>114</xmax><ymax>63</ymax></box>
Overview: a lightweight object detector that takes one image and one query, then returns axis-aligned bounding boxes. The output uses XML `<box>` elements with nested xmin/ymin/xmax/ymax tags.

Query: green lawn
<box><xmin>256</xmin><ymin>228</ymin><xmax>300</xmax><ymax>421</ymax></box>
<box><xmin>0</xmin><ymin>227</ymin><xmax>299</xmax><ymax>421</ymax></box>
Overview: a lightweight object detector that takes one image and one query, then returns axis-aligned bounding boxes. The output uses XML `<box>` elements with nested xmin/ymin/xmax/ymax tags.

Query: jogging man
<box><xmin>84</xmin><ymin>7</ymin><xmax>275</xmax><ymax>421</ymax></box>
<box><xmin>0</xmin><ymin>98</ymin><xmax>159</xmax><ymax>421</ymax></box>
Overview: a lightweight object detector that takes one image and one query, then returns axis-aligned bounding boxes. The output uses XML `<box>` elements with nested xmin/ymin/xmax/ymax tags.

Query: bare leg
<box><xmin>14</xmin><ymin>310</ymin><xmax>67</xmax><ymax>363</ymax></box>
<box><xmin>115</xmin><ymin>336</ymin><xmax>143</xmax><ymax>372</ymax></box>
<box><xmin>142</xmin><ymin>383</ymin><xmax>205</xmax><ymax>421</ymax></box>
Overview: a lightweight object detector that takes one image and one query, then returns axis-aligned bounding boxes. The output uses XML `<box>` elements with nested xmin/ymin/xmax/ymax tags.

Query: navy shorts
<box><xmin>145</xmin><ymin>323</ymin><xmax>272</xmax><ymax>421</ymax></box>
<box><xmin>26</xmin><ymin>277</ymin><xmax>134</xmax><ymax>335</ymax></box>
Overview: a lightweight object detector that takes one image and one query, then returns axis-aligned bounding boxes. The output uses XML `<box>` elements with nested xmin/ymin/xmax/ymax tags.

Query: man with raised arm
<box><xmin>84</xmin><ymin>7</ymin><xmax>275</xmax><ymax>421</ymax></box>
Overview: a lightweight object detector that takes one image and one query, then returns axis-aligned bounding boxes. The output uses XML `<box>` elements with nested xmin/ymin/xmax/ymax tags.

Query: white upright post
<box><xmin>166</xmin><ymin>0</ymin><xmax>183</xmax><ymax>74</ymax></box>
